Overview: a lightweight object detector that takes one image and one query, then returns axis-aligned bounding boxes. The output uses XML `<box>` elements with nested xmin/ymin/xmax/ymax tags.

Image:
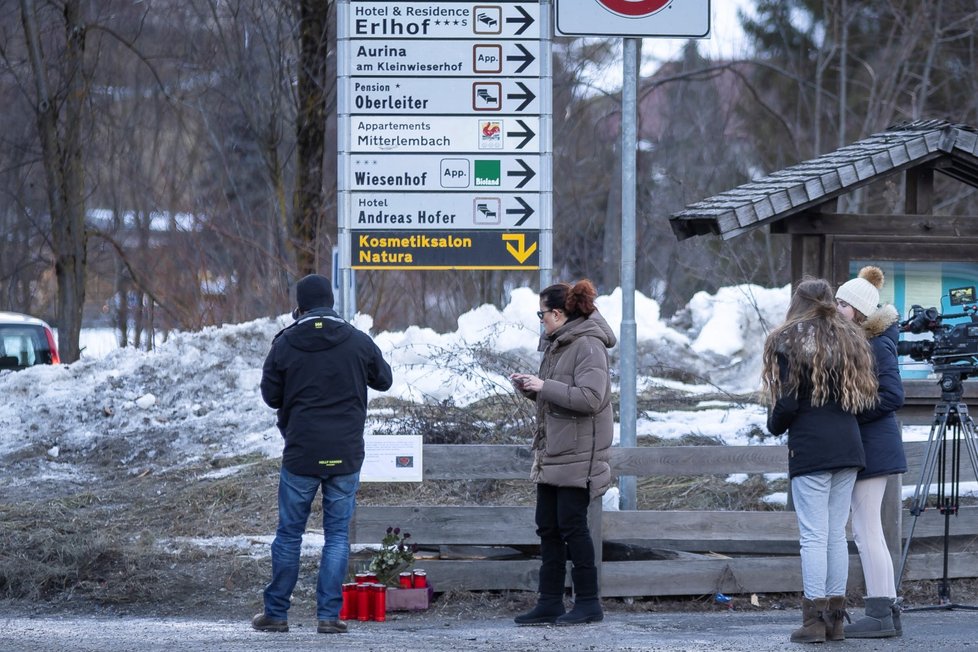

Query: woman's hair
<box><xmin>540</xmin><ymin>279</ymin><xmax>598</xmax><ymax>319</ymax></box>
<box><xmin>760</xmin><ymin>277</ymin><xmax>878</xmax><ymax>412</ymax></box>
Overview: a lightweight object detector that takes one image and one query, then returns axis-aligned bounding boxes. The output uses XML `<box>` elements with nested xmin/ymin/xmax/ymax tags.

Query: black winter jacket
<box><xmin>260</xmin><ymin>308</ymin><xmax>393</xmax><ymax>477</ymax></box>
<box><xmin>767</xmin><ymin>354</ymin><xmax>866</xmax><ymax>479</ymax></box>
<box><xmin>856</xmin><ymin>305</ymin><xmax>908</xmax><ymax>479</ymax></box>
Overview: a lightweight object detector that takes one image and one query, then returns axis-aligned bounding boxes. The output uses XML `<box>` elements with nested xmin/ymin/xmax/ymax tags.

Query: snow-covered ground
<box><xmin>1</xmin><ymin>283</ymin><xmax>968</xmax><ymax>516</ymax></box>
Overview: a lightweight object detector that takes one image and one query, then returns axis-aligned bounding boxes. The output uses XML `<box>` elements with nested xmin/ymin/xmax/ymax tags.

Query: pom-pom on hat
<box><xmin>295</xmin><ymin>274</ymin><xmax>334</xmax><ymax>311</ymax></box>
<box><xmin>836</xmin><ymin>265</ymin><xmax>883</xmax><ymax>317</ymax></box>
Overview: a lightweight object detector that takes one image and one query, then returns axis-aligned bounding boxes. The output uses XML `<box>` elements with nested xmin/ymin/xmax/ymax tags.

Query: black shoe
<box><xmin>317</xmin><ymin>619</ymin><xmax>349</xmax><ymax>634</ymax></box>
<box><xmin>252</xmin><ymin>612</ymin><xmax>288</xmax><ymax>632</ymax></box>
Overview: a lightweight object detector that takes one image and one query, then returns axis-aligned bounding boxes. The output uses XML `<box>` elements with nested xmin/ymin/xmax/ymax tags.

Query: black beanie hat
<box><xmin>295</xmin><ymin>274</ymin><xmax>334</xmax><ymax>311</ymax></box>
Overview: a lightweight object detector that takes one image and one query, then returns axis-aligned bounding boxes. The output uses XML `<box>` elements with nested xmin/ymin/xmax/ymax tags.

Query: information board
<box><xmin>361</xmin><ymin>435</ymin><xmax>423</xmax><ymax>482</ymax></box>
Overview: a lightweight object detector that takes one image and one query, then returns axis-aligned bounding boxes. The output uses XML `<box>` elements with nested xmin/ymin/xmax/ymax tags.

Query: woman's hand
<box><xmin>511</xmin><ymin>373</ymin><xmax>543</xmax><ymax>393</ymax></box>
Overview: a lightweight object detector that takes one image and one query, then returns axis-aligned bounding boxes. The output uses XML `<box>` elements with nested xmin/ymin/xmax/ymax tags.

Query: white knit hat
<box><xmin>836</xmin><ymin>266</ymin><xmax>883</xmax><ymax>317</ymax></box>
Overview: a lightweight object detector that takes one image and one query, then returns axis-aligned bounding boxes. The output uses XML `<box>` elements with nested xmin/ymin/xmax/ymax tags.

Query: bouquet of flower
<box><xmin>368</xmin><ymin>526</ymin><xmax>418</xmax><ymax>586</ymax></box>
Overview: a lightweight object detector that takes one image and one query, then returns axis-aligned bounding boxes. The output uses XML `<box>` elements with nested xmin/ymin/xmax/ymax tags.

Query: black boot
<box><xmin>515</xmin><ymin>538</ymin><xmax>566</xmax><ymax>625</ymax></box>
<box><xmin>556</xmin><ymin>597</ymin><xmax>603</xmax><ymax>625</ymax></box>
<box><xmin>556</xmin><ymin>567</ymin><xmax>603</xmax><ymax>625</ymax></box>
<box><xmin>514</xmin><ymin>594</ymin><xmax>565</xmax><ymax>625</ymax></box>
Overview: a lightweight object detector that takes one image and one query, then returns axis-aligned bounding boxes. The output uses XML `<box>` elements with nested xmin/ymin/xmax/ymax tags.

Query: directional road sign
<box><xmin>348</xmin><ymin>154</ymin><xmax>540</xmax><ymax>191</ymax></box>
<box><xmin>347</xmin><ymin>40</ymin><xmax>540</xmax><ymax>77</ymax></box>
<box><xmin>352</xmin><ymin>230</ymin><xmax>540</xmax><ymax>270</ymax></box>
<box><xmin>350</xmin><ymin>192</ymin><xmax>539</xmax><ymax>230</ymax></box>
<box><xmin>348</xmin><ymin>2</ymin><xmax>541</xmax><ymax>39</ymax></box>
<box><xmin>348</xmin><ymin>116</ymin><xmax>539</xmax><ymax>153</ymax></box>
<box><xmin>338</xmin><ymin>0</ymin><xmax>551</xmax><ymax>274</ymax></box>
<box><xmin>346</xmin><ymin>77</ymin><xmax>540</xmax><ymax>114</ymax></box>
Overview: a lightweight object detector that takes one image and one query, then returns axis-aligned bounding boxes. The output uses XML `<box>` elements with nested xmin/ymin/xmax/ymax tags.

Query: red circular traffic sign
<box><xmin>596</xmin><ymin>0</ymin><xmax>672</xmax><ymax>17</ymax></box>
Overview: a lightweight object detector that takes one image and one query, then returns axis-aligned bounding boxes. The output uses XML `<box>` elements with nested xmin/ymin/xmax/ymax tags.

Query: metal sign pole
<box><xmin>618</xmin><ymin>37</ymin><xmax>638</xmax><ymax>511</ymax></box>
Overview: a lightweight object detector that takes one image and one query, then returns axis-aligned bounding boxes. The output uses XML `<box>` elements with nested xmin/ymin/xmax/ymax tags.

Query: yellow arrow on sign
<box><xmin>501</xmin><ymin>233</ymin><xmax>537</xmax><ymax>263</ymax></box>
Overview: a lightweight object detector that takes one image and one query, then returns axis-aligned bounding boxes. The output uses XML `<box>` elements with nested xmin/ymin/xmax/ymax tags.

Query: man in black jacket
<box><xmin>253</xmin><ymin>274</ymin><xmax>393</xmax><ymax>635</ymax></box>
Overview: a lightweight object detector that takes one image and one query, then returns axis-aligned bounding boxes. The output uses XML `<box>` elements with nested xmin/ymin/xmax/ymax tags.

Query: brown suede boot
<box><xmin>823</xmin><ymin>595</ymin><xmax>850</xmax><ymax>641</ymax></box>
<box><xmin>790</xmin><ymin>597</ymin><xmax>827</xmax><ymax>644</ymax></box>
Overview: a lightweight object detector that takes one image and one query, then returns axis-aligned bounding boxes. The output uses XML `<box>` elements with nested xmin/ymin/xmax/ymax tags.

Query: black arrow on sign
<box><xmin>506</xmin><ymin>44</ymin><xmax>535</xmax><ymax>74</ymax></box>
<box><xmin>506</xmin><ymin>120</ymin><xmax>535</xmax><ymax>150</ymax></box>
<box><xmin>506</xmin><ymin>197</ymin><xmax>535</xmax><ymax>226</ymax></box>
<box><xmin>506</xmin><ymin>82</ymin><xmax>536</xmax><ymax>112</ymax></box>
<box><xmin>507</xmin><ymin>159</ymin><xmax>536</xmax><ymax>188</ymax></box>
<box><xmin>505</xmin><ymin>6</ymin><xmax>534</xmax><ymax>36</ymax></box>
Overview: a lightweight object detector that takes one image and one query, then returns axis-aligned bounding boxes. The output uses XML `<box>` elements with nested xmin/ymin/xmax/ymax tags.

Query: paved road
<box><xmin>3</xmin><ymin>607</ymin><xmax>978</xmax><ymax>651</ymax></box>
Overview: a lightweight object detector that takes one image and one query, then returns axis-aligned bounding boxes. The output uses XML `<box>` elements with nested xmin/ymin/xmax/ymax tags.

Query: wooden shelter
<box><xmin>669</xmin><ymin>119</ymin><xmax>978</xmax><ymax>422</ymax></box>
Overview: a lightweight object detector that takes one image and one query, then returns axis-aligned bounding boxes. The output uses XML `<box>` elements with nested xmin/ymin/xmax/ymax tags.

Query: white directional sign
<box><xmin>347</xmin><ymin>78</ymin><xmax>541</xmax><ymax>115</ymax></box>
<box><xmin>347</xmin><ymin>40</ymin><xmax>540</xmax><ymax>77</ymax></box>
<box><xmin>351</xmin><ymin>192</ymin><xmax>539</xmax><ymax>230</ymax></box>
<box><xmin>349</xmin><ymin>154</ymin><xmax>541</xmax><ymax>191</ymax></box>
<box><xmin>348</xmin><ymin>116</ymin><xmax>539</xmax><ymax>153</ymax></box>
<box><xmin>338</xmin><ymin>0</ymin><xmax>551</xmax><ymax>271</ymax></box>
<box><xmin>348</xmin><ymin>2</ymin><xmax>541</xmax><ymax>39</ymax></box>
<box><xmin>555</xmin><ymin>0</ymin><xmax>710</xmax><ymax>37</ymax></box>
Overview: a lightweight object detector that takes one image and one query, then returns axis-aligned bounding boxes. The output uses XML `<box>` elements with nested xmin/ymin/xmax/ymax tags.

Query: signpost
<box><xmin>338</xmin><ymin>0</ymin><xmax>552</xmax><ymax>293</ymax></box>
<box><xmin>554</xmin><ymin>0</ymin><xmax>710</xmax><ymax>511</ymax></box>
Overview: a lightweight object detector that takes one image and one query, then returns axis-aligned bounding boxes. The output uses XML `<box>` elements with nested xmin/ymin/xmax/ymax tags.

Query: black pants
<box><xmin>535</xmin><ymin>483</ymin><xmax>597</xmax><ymax>597</ymax></box>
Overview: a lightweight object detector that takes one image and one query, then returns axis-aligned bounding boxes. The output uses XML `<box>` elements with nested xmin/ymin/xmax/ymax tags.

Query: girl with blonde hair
<box><xmin>761</xmin><ymin>277</ymin><xmax>879</xmax><ymax>644</ymax></box>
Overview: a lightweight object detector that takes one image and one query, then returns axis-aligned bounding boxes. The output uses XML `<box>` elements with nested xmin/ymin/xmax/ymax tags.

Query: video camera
<box><xmin>897</xmin><ymin>285</ymin><xmax>978</xmax><ymax>375</ymax></box>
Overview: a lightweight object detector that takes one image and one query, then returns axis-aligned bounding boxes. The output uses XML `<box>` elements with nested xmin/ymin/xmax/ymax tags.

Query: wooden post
<box><xmin>883</xmin><ymin>472</ymin><xmax>903</xmax><ymax>583</ymax></box>
<box><xmin>905</xmin><ymin>167</ymin><xmax>934</xmax><ymax>214</ymax></box>
<box><xmin>589</xmin><ymin>497</ymin><xmax>604</xmax><ymax>594</ymax></box>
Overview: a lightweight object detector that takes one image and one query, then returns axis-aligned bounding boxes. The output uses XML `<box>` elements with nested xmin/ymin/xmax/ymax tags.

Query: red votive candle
<box><xmin>372</xmin><ymin>584</ymin><xmax>387</xmax><ymax>622</ymax></box>
<box><xmin>412</xmin><ymin>569</ymin><xmax>427</xmax><ymax>588</ymax></box>
<box><xmin>357</xmin><ymin>583</ymin><xmax>371</xmax><ymax>621</ymax></box>
<box><xmin>340</xmin><ymin>583</ymin><xmax>356</xmax><ymax>620</ymax></box>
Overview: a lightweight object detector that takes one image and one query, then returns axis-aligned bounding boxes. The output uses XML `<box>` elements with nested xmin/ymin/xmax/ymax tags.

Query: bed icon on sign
<box><xmin>474</xmin><ymin>198</ymin><xmax>501</xmax><ymax>225</ymax></box>
<box><xmin>473</xmin><ymin>82</ymin><xmax>501</xmax><ymax>111</ymax></box>
<box><xmin>473</xmin><ymin>7</ymin><xmax>502</xmax><ymax>34</ymax></box>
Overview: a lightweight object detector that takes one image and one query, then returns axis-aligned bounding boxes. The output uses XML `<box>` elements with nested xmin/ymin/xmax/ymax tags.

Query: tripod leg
<box><xmin>897</xmin><ymin>407</ymin><xmax>949</xmax><ymax>587</ymax></box>
<box><xmin>958</xmin><ymin>407</ymin><xmax>978</xmax><ymax>487</ymax></box>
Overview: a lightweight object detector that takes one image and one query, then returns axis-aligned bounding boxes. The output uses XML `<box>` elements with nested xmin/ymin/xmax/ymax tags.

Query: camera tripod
<box><xmin>896</xmin><ymin>372</ymin><xmax>978</xmax><ymax>611</ymax></box>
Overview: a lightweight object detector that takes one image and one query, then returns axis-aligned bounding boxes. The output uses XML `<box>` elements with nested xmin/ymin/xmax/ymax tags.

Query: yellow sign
<box><xmin>352</xmin><ymin>230</ymin><xmax>539</xmax><ymax>270</ymax></box>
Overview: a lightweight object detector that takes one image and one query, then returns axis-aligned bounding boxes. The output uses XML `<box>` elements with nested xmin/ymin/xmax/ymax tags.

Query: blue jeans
<box><xmin>791</xmin><ymin>468</ymin><xmax>858</xmax><ymax>599</ymax></box>
<box><xmin>263</xmin><ymin>466</ymin><xmax>360</xmax><ymax>621</ymax></box>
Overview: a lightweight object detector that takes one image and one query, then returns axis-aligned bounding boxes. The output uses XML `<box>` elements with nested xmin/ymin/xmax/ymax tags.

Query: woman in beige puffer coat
<box><xmin>510</xmin><ymin>279</ymin><xmax>616</xmax><ymax>627</ymax></box>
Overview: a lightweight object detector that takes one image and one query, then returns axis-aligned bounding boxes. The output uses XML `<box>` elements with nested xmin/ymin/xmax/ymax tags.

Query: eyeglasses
<box><xmin>536</xmin><ymin>309</ymin><xmax>554</xmax><ymax>320</ymax></box>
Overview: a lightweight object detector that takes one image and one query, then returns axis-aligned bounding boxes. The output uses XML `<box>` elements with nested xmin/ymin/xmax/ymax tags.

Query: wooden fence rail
<box><xmin>351</xmin><ymin>442</ymin><xmax>978</xmax><ymax>597</ymax></box>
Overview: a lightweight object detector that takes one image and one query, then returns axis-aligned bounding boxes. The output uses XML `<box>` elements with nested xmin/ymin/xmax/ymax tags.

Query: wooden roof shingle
<box><xmin>669</xmin><ymin>120</ymin><xmax>978</xmax><ymax>241</ymax></box>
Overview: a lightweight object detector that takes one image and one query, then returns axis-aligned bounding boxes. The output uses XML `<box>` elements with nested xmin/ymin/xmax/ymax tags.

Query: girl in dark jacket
<box><xmin>836</xmin><ymin>266</ymin><xmax>907</xmax><ymax>638</ymax></box>
<box><xmin>510</xmin><ymin>279</ymin><xmax>616</xmax><ymax>627</ymax></box>
<box><xmin>762</xmin><ymin>278</ymin><xmax>878</xmax><ymax>644</ymax></box>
